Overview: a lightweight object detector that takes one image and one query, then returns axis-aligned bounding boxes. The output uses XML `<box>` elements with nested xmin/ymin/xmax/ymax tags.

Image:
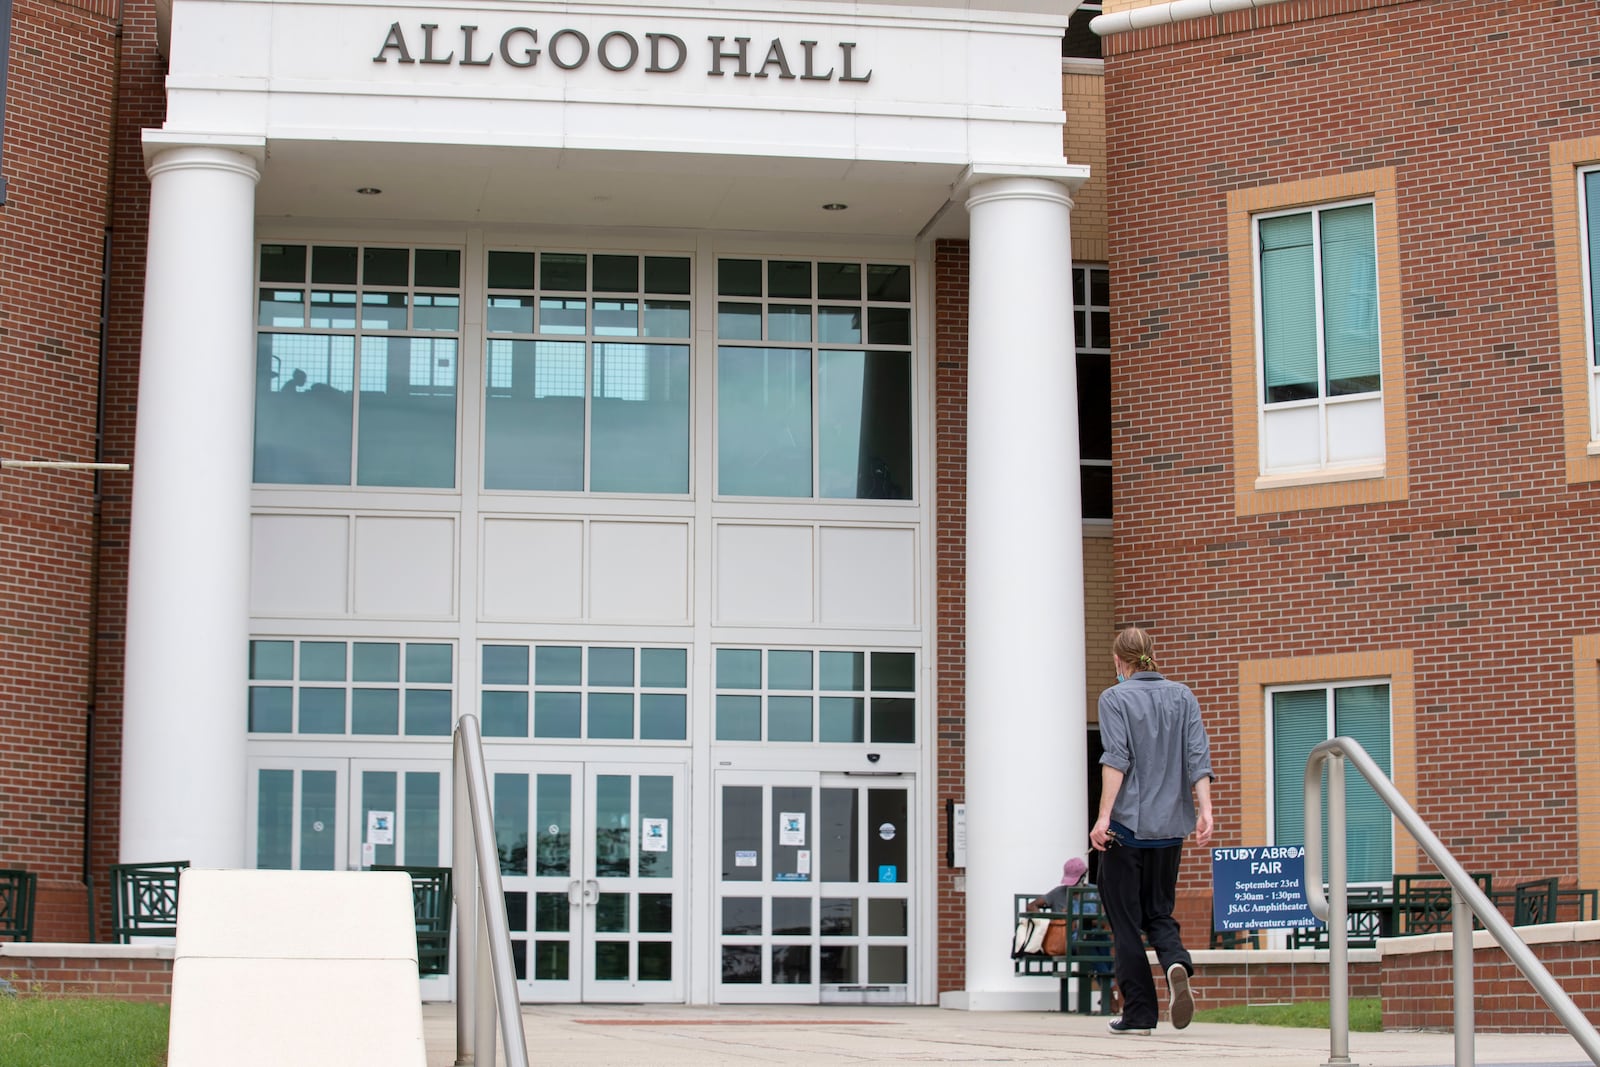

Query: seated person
<box><xmin>1029</xmin><ymin>856</ymin><xmax>1112</xmax><ymax>974</ymax></box>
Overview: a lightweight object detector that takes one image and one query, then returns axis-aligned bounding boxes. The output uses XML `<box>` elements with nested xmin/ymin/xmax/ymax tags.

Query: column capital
<box><xmin>958</xmin><ymin>161</ymin><xmax>1090</xmax><ymax>209</ymax></box>
<box><xmin>142</xmin><ymin>132</ymin><xmax>266</xmax><ymax>181</ymax></box>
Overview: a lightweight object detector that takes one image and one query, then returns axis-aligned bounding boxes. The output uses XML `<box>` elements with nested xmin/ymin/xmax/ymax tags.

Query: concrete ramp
<box><xmin>167</xmin><ymin>869</ymin><xmax>427</xmax><ymax>1067</ymax></box>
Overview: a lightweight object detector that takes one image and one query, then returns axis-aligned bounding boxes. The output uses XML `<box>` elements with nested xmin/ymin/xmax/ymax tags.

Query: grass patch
<box><xmin>1193</xmin><ymin>998</ymin><xmax>1382</xmax><ymax>1032</ymax></box>
<box><xmin>0</xmin><ymin>996</ymin><xmax>168</xmax><ymax>1067</ymax></box>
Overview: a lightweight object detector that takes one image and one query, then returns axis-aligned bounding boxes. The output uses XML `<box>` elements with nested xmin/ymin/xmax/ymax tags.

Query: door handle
<box><xmin>583</xmin><ymin>879</ymin><xmax>599</xmax><ymax>906</ymax></box>
<box><xmin>567</xmin><ymin>879</ymin><xmax>582</xmax><ymax>907</ymax></box>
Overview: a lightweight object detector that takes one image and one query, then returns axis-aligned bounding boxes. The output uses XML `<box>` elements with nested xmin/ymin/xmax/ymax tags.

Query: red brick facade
<box><xmin>1104</xmin><ymin>0</ymin><xmax>1600</xmax><ymax>901</ymax></box>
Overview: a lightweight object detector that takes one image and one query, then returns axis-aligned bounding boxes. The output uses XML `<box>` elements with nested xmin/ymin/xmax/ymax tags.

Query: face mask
<box><xmin>1115</xmin><ymin>672</ymin><xmax>1124</xmax><ymax>683</ymax></box>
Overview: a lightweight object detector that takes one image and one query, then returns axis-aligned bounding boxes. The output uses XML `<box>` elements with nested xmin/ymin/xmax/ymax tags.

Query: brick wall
<box><xmin>0</xmin><ymin>945</ymin><xmax>173</xmax><ymax>1002</ymax></box>
<box><xmin>0</xmin><ymin>0</ymin><xmax>123</xmax><ymax>942</ymax></box>
<box><xmin>1103</xmin><ymin>0</ymin><xmax>1600</xmax><ymax>899</ymax></box>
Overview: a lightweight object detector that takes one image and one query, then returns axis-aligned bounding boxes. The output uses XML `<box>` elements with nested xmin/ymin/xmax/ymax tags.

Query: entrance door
<box><xmin>489</xmin><ymin>760</ymin><xmax>685</xmax><ymax>1003</ymax></box>
<box><xmin>714</xmin><ymin>771</ymin><xmax>913</xmax><ymax>1004</ymax></box>
<box><xmin>247</xmin><ymin>757</ymin><xmax>349</xmax><ymax>872</ymax></box>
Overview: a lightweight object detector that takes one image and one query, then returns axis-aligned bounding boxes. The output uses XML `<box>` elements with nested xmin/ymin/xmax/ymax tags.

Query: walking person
<box><xmin>1090</xmin><ymin>626</ymin><xmax>1214</xmax><ymax>1035</ymax></box>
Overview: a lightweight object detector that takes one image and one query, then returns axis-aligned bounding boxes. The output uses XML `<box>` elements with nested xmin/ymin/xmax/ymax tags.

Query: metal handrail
<box><xmin>452</xmin><ymin>713</ymin><xmax>530</xmax><ymax>1067</ymax></box>
<box><xmin>1304</xmin><ymin>736</ymin><xmax>1600</xmax><ymax>1067</ymax></box>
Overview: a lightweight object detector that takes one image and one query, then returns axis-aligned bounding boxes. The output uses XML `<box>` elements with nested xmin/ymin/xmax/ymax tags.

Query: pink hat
<box><xmin>1060</xmin><ymin>856</ymin><xmax>1088</xmax><ymax>886</ymax></box>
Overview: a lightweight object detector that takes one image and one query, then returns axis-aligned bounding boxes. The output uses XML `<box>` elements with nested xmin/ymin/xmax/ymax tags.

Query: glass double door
<box><xmin>489</xmin><ymin>760</ymin><xmax>684</xmax><ymax>1003</ymax></box>
<box><xmin>715</xmin><ymin>771</ymin><xmax>913</xmax><ymax>1004</ymax></box>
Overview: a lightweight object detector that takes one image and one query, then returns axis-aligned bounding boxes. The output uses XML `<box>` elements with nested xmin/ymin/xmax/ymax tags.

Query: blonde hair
<box><xmin>1113</xmin><ymin>626</ymin><xmax>1158</xmax><ymax>672</ymax></box>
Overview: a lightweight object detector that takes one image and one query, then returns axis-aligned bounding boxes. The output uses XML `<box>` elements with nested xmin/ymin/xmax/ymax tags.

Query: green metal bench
<box><xmin>0</xmin><ymin>869</ymin><xmax>37</xmax><ymax>942</ymax></box>
<box><xmin>110</xmin><ymin>860</ymin><xmax>189</xmax><ymax>942</ymax></box>
<box><xmin>372</xmin><ymin>865</ymin><xmax>452</xmax><ymax>976</ymax></box>
<box><xmin>1012</xmin><ymin>888</ymin><xmax>1114</xmax><ymax>1014</ymax></box>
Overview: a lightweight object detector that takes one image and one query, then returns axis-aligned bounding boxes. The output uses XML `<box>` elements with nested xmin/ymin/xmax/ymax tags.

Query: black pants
<box><xmin>1098</xmin><ymin>839</ymin><xmax>1192</xmax><ymax>1027</ymax></box>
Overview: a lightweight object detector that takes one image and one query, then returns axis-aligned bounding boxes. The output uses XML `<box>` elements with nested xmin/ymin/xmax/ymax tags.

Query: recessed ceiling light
<box><xmin>822</xmin><ymin>202</ymin><xmax>848</xmax><ymax>211</ymax></box>
<box><xmin>356</xmin><ymin>187</ymin><xmax>382</xmax><ymax>195</ymax></box>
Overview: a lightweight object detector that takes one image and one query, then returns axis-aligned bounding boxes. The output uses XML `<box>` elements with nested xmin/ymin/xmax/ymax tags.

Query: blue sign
<box><xmin>1212</xmin><ymin>846</ymin><xmax>1317</xmax><ymax>931</ymax></box>
<box><xmin>877</xmin><ymin>865</ymin><xmax>897</xmax><ymax>883</ymax></box>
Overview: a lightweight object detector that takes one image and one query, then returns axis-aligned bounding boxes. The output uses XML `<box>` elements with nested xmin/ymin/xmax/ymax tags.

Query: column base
<box><xmin>938</xmin><ymin>988</ymin><xmax>1061</xmax><ymax>1012</ymax></box>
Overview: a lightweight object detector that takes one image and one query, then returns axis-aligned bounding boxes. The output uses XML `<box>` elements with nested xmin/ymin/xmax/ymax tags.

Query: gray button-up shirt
<box><xmin>1098</xmin><ymin>671</ymin><xmax>1213</xmax><ymax>841</ymax></box>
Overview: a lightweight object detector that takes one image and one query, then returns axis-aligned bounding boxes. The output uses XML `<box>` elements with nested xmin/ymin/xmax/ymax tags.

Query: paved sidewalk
<box><xmin>421</xmin><ymin>1003</ymin><xmax>1595</xmax><ymax>1066</ymax></box>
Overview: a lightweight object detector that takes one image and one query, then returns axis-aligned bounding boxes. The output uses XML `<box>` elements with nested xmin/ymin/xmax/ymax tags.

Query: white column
<box><xmin>959</xmin><ymin>173</ymin><xmax>1088</xmax><ymax>1009</ymax></box>
<box><xmin>121</xmin><ymin>144</ymin><xmax>261</xmax><ymax>868</ymax></box>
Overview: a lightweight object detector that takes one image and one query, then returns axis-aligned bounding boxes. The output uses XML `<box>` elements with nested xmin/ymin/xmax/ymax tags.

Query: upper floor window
<box><xmin>483</xmin><ymin>251</ymin><xmax>691</xmax><ymax>494</ymax></box>
<box><xmin>0</xmin><ymin>0</ymin><xmax>12</xmax><ymax>205</ymax></box>
<box><xmin>714</xmin><ymin>647</ymin><xmax>916</xmax><ymax>744</ymax></box>
<box><xmin>1255</xmin><ymin>200</ymin><xmax>1382</xmax><ymax>475</ymax></box>
<box><xmin>715</xmin><ymin>258</ymin><xmax>913</xmax><ymax>500</ymax></box>
<box><xmin>1075</xmin><ymin>264</ymin><xmax>1110</xmax><ymax>520</ymax></box>
<box><xmin>248</xmin><ymin>638</ymin><xmax>454</xmax><ymax>737</ymax></box>
<box><xmin>1582</xmin><ymin>167</ymin><xmax>1600</xmax><ymax>440</ymax></box>
<box><xmin>1269</xmin><ymin>681</ymin><xmax>1392</xmax><ymax>884</ymax></box>
<box><xmin>253</xmin><ymin>244</ymin><xmax>460</xmax><ymax>488</ymax></box>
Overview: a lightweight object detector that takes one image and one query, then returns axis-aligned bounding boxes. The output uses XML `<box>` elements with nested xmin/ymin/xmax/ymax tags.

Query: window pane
<box><xmin>821</xmin><ymin>897</ymin><xmax>857</xmax><ymax>935</ymax></box>
<box><xmin>541</xmin><ymin>252</ymin><xmax>586</xmax><ymax>291</ymax></box>
<box><xmin>768</xmin><ymin>650</ymin><xmax>812</xmax><ymax>690</ymax></box>
<box><xmin>588</xmin><ymin>647</ymin><xmax>634</xmax><ymax>687</ymax></box>
<box><xmin>645</xmin><ymin>256</ymin><xmax>691</xmax><ymax>295</ymax></box>
<box><xmin>818</xmin><ymin>306</ymin><xmax>862</xmax><ymax>344</ymax></box>
<box><xmin>866</xmin><ymin>306</ymin><xmax>909</xmax><ymax>346</ymax></box>
<box><xmin>352</xmin><ymin>688</ymin><xmax>400</xmax><ymax>735</ymax></box>
<box><xmin>771</xmin><ymin>786</ymin><xmax>811</xmax><ymax>882</ymax></box>
<box><xmin>1259</xmin><ymin>213</ymin><xmax>1318</xmax><ymax>404</ymax></box>
<box><xmin>723</xmin><ymin>897</ymin><xmax>761</xmax><ymax>935</ymax></box>
<box><xmin>487</xmin><ymin>295</ymin><xmax>535</xmax><ymax>334</ymax></box>
<box><xmin>718</xmin><ymin>259</ymin><xmax>762</xmax><ymax>297</ymax></box>
<box><xmin>256</xmin><ymin>769</ymin><xmax>293</xmax><ymax>869</ymax></box>
<box><xmin>488</xmin><ymin>251</ymin><xmax>535</xmax><ymax>290</ymax></box>
<box><xmin>1321</xmin><ymin>204</ymin><xmax>1380</xmax><ymax>395</ymax></box>
<box><xmin>495</xmin><ymin>773</ymin><xmax>530</xmax><ymax>875</ymax></box>
<box><xmin>1272</xmin><ymin>689</ymin><xmax>1328</xmax><ymax>854</ymax></box>
<box><xmin>866</xmin><ymin>264</ymin><xmax>910</xmax><ymax>302</ymax></box>
<box><xmin>768</xmin><ymin>260</ymin><xmax>811</xmax><ymax>299</ymax></box>
<box><xmin>716</xmin><ymin>695</ymin><xmax>761</xmax><ymax>741</ymax></box>
<box><xmin>593</xmin><ymin>299</ymin><xmax>638</xmax><ymax>337</ymax></box>
<box><xmin>1077</xmin><ymin>354</ymin><xmax>1111</xmax><ymax>461</ymax></box>
<box><xmin>362</xmin><ymin>771</ymin><xmax>398</xmax><ymax>868</ymax></box>
<box><xmin>1335</xmin><ymin>684</ymin><xmax>1392</xmax><ymax>883</ymax></box>
<box><xmin>414</xmin><ymin>249</ymin><xmax>460</xmax><ymax>289</ymax></box>
<box><xmin>588</xmin><ymin>693</ymin><xmax>634</xmax><ymax>739</ymax></box>
<box><xmin>407</xmin><ymin>644</ymin><xmax>452</xmax><ymax>682</ymax></box>
<box><xmin>716</xmin><ymin>648</ymin><xmax>761</xmax><ymax>689</ymax></box>
<box><xmin>718</xmin><ymin>346</ymin><xmax>811</xmax><ymax>497</ymax></box>
<box><xmin>641</xmin><ymin>648</ymin><xmax>687</xmax><ymax>688</ymax></box>
<box><xmin>772</xmin><ymin>897</ymin><xmax>811</xmax><ymax>935</ymax></box>
<box><xmin>591</xmin><ymin>343</ymin><xmax>690</xmax><ymax>494</ymax></box>
<box><xmin>818</xmin><ymin>697</ymin><xmax>863</xmax><ymax>742</ymax></box>
<box><xmin>353</xmin><ymin>642</ymin><xmax>400</xmax><ymax>682</ymax></box>
<box><xmin>354</xmin><ymin>337</ymin><xmax>457</xmax><ymax>488</ymax></box>
<box><xmin>254</xmin><ymin>333</ymin><xmax>354</xmax><ymax>484</ymax></box>
<box><xmin>483</xmin><ymin>339</ymin><xmax>585</xmax><ymax>491</ymax></box>
<box><xmin>405</xmin><ymin>689</ymin><xmax>452</xmax><ymax>735</ymax></box>
<box><xmin>301</xmin><ymin>641</ymin><xmax>346</xmax><ymax>682</ymax></box>
<box><xmin>643</xmin><ymin>300</ymin><xmax>690</xmax><ymax>338</ymax></box>
<box><xmin>818</xmin><ymin>351</ymin><xmax>910</xmax><ymax>500</ymax></box>
<box><xmin>301</xmin><ymin>770</ymin><xmax>338</xmax><ymax>870</ymax></box>
<box><xmin>534</xmin><ymin>692</ymin><xmax>581</xmax><ymax>738</ymax></box>
<box><xmin>482</xmin><ymin>691</ymin><xmax>529</xmax><ymax>737</ymax></box>
<box><xmin>249</xmin><ymin>688</ymin><xmax>292</xmax><ymax>733</ymax></box>
<box><xmin>413</xmin><ymin>293</ymin><xmax>459</xmax><ymax>332</ymax></box>
<box><xmin>819</xmin><ymin>788</ymin><xmax>858</xmax><ymax>882</ymax></box>
<box><xmin>640</xmin><ymin>694</ymin><xmax>687</xmax><ymax>740</ymax></box>
<box><xmin>768</xmin><ymin>696</ymin><xmax>813</xmax><ymax>742</ymax></box>
<box><xmin>482</xmin><ymin>645</ymin><xmax>529</xmax><ymax>686</ymax></box>
<box><xmin>260</xmin><ymin>244</ymin><xmax>307</xmax><ymax>284</ymax></box>
<box><xmin>312</xmin><ymin>246</ymin><xmax>358</xmax><ymax>285</ymax></box>
<box><xmin>536</xmin><ymin>646</ymin><xmax>582</xmax><ymax>685</ymax></box>
<box><xmin>595</xmin><ymin>775</ymin><xmax>632</xmax><ymax>877</ymax></box>
<box><xmin>717</xmin><ymin>302</ymin><xmax>762</xmax><ymax>340</ymax></box>
<box><xmin>639</xmin><ymin>775</ymin><xmax>674</xmax><ymax>878</ymax></box>
<box><xmin>817</xmin><ymin>262</ymin><xmax>860</xmax><ymax>300</ymax></box>
<box><xmin>404</xmin><ymin>772</ymin><xmax>442</xmax><ymax>866</ymax></box>
<box><xmin>592</xmin><ymin>254</ymin><xmax>638</xmax><ymax>293</ymax></box>
<box><xmin>721</xmin><ymin>786</ymin><xmax>762</xmax><ymax>881</ymax></box>
<box><xmin>299</xmin><ymin>688</ymin><xmax>346</xmax><ymax>734</ymax></box>
<box><xmin>769</xmin><ymin>305</ymin><xmax>812</xmax><ymax>343</ymax></box>
<box><xmin>534</xmin><ymin>774</ymin><xmax>570</xmax><ymax>877</ymax></box>
<box><xmin>819</xmin><ymin>651</ymin><xmax>864</xmax><ymax>691</ymax></box>
<box><xmin>363</xmin><ymin>247</ymin><xmax>409</xmax><ymax>286</ymax></box>
<box><xmin>250</xmin><ymin>640</ymin><xmax>293</xmax><ymax>680</ymax></box>
<box><xmin>870</xmin><ymin>697</ymin><xmax>915</xmax><ymax>744</ymax></box>
<box><xmin>866</xmin><ymin>788</ymin><xmax>907</xmax><ymax>882</ymax></box>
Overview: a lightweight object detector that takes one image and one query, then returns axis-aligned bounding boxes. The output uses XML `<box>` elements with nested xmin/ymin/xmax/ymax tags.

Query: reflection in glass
<box><xmin>495</xmin><ymin>773</ymin><xmax>529</xmax><ymax>875</ymax></box>
<box><xmin>641</xmin><ymin>648</ymin><xmax>688</xmax><ymax>688</ymax></box>
<box><xmin>717</xmin><ymin>302</ymin><xmax>761</xmax><ymax>340</ymax></box>
<box><xmin>534</xmin><ymin>692</ymin><xmax>581</xmax><ymax>738</ymax></box>
<box><xmin>639</xmin><ymin>694</ymin><xmax>686</xmax><ymax>740</ymax></box>
<box><xmin>481</xmin><ymin>691</ymin><xmax>528</xmax><ymax>737</ymax></box>
<box><xmin>768</xmin><ymin>260</ymin><xmax>811</xmax><ymax>299</ymax></box>
<box><xmin>820</xmin><ymin>944</ymin><xmax>857</xmax><ymax>984</ymax></box>
<box><xmin>820</xmin><ymin>898</ymin><xmax>857</xmax><ymax>936</ymax></box>
<box><xmin>413</xmin><ymin>293</ymin><xmax>459</xmax><ymax>332</ymax></box>
<box><xmin>638</xmin><ymin>942</ymin><xmax>671</xmax><ymax>981</ymax></box>
<box><xmin>353</xmin><ymin>642</ymin><xmax>399</xmax><ymax>682</ymax></box>
<box><xmin>254</xmin><ymin>333</ymin><xmax>354</xmax><ymax>484</ymax></box>
<box><xmin>352</xmin><ymin>689</ymin><xmax>399</xmax><ymax>735</ymax></box>
<box><xmin>722</xmin><ymin>897</ymin><xmax>761</xmax><ymax>935</ymax></box>
<box><xmin>504</xmin><ymin>891</ymin><xmax>527</xmax><ymax>932</ymax></box>
<box><xmin>414</xmin><ymin>248</ymin><xmax>460</xmax><ymax>289</ymax></box>
<box><xmin>363</xmin><ymin>247</ymin><xmax>408</xmax><ymax>286</ymax></box>
<box><xmin>260</xmin><ymin>244</ymin><xmax>307</xmax><ymax>285</ymax></box>
<box><xmin>639</xmin><ymin>893</ymin><xmax>673</xmax><ymax>933</ymax></box>
<box><xmin>593</xmin><ymin>299</ymin><xmax>639</xmax><ymax>336</ymax></box>
<box><xmin>533</xmin><ymin>892</ymin><xmax>567</xmax><ymax>932</ymax></box>
<box><xmin>866</xmin><ymin>306</ymin><xmax>910</xmax><ymax>346</ymax></box>
<box><xmin>595</xmin><ymin>941</ymin><xmax>630</xmax><ymax>980</ymax></box>
<box><xmin>356</xmin><ymin>336</ymin><xmax>456</xmax><ymax>488</ymax></box>
<box><xmin>817</xmin><ymin>262</ymin><xmax>860</xmax><ymax>300</ymax></box>
<box><xmin>488</xmin><ymin>251</ymin><xmax>535</xmax><ymax>290</ymax></box>
<box><xmin>539</xmin><ymin>297</ymin><xmax>587</xmax><ymax>334</ymax></box>
<box><xmin>256</xmin><ymin>769</ymin><xmax>293</xmax><ymax>869</ymax></box>
<box><xmin>716</xmin><ymin>695</ymin><xmax>760</xmax><ymax>741</ymax></box>
<box><xmin>541</xmin><ymin>252</ymin><xmax>586</xmax><ymax>291</ymax></box>
<box><xmin>312</xmin><ymin>245</ymin><xmax>357</xmax><ymax>285</ymax></box>
<box><xmin>819</xmin><ymin>697</ymin><xmax>864</xmax><ymax>743</ymax></box>
<box><xmin>638</xmin><ymin>776</ymin><xmax>674</xmax><ymax>878</ymax></box>
<box><xmin>250</xmin><ymin>640</ymin><xmax>293</xmax><ymax>680</ymax></box>
<box><xmin>534</xmin><ymin>774</ymin><xmax>570</xmax><ymax>877</ymax></box>
<box><xmin>872</xmin><ymin>651</ymin><xmax>915</xmax><ymax>691</ymax></box>
<box><xmin>645</xmin><ymin>256</ymin><xmax>691</xmax><ymax>295</ymax></box>
<box><xmin>298</xmin><ymin>688</ymin><xmax>345</xmax><ymax>734</ymax></box>
<box><xmin>768</xmin><ymin>696</ymin><xmax>812</xmax><ymax>742</ymax></box>
<box><xmin>721</xmin><ymin>786</ymin><xmax>762</xmax><ymax>881</ymax></box>
<box><xmin>722</xmin><ymin>945</ymin><xmax>761</xmax><ymax>983</ymax></box>
<box><xmin>483</xmin><ymin>339</ymin><xmax>585</xmax><ymax>491</ymax></box>
<box><xmin>249</xmin><ymin>688</ymin><xmax>291</xmax><ymax>733</ymax></box>
<box><xmin>404</xmin><ymin>690</ymin><xmax>452</xmax><ymax>735</ymax></box>
<box><xmin>486</xmin><ymin>295</ymin><xmax>535</xmax><ymax>333</ymax></box>
<box><xmin>870</xmin><ymin>697</ymin><xmax>915</xmax><ymax>744</ymax></box>
<box><xmin>818</xmin><ymin>351</ymin><xmax>910</xmax><ymax>500</ymax></box>
<box><xmin>301</xmin><ymin>641</ymin><xmax>345</xmax><ymax>681</ymax></box>
<box><xmin>768</xmin><ymin>305</ymin><xmax>812</xmax><ymax>343</ymax></box>
<box><xmin>596</xmin><ymin>893</ymin><xmax>629</xmax><ymax>933</ymax></box>
<box><xmin>536</xmin><ymin>645</ymin><xmax>582</xmax><ymax>685</ymax></box>
<box><xmin>363</xmin><ymin>771</ymin><xmax>398</xmax><ymax>867</ymax></box>
<box><xmin>771</xmin><ymin>786</ymin><xmax>811</xmax><ymax>882</ymax></box>
<box><xmin>259</xmin><ymin>288</ymin><xmax>304</xmax><ymax>328</ymax></box>
<box><xmin>593</xmin><ymin>254</ymin><xmax>637</xmax><ymax>293</ymax></box>
<box><xmin>533</xmin><ymin>940</ymin><xmax>565</xmax><ymax>981</ymax></box>
<box><xmin>589</xmin><ymin>646</ymin><xmax>634</xmax><ymax>686</ymax></box>
<box><xmin>772</xmin><ymin>897</ymin><xmax>811</xmax><ymax>935</ymax></box>
<box><xmin>482</xmin><ymin>645</ymin><xmax>529</xmax><ymax>686</ymax></box>
<box><xmin>360</xmin><ymin>291</ymin><xmax>408</xmax><ymax>331</ymax></box>
<box><xmin>301</xmin><ymin>770</ymin><xmax>337</xmax><ymax>870</ymax></box>
<box><xmin>866</xmin><ymin>263</ymin><xmax>911</xmax><ymax>302</ymax></box>
<box><xmin>820</xmin><ymin>789</ymin><xmax>858</xmax><ymax>883</ymax></box>
<box><xmin>404</xmin><ymin>772</ymin><xmax>441</xmax><ymax>866</ymax></box>
<box><xmin>591</xmin><ymin>343</ymin><xmax>689</xmax><ymax>494</ymax></box>
<box><xmin>716</xmin><ymin>648</ymin><xmax>760</xmax><ymax>689</ymax></box>
<box><xmin>771</xmin><ymin>945</ymin><xmax>811</xmax><ymax>984</ymax></box>
<box><xmin>817</xmin><ymin>306</ymin><xmax>861</xmax><ymax>344</ymax></box>
<box><xmin>819</xmin><ymin>651</ymin><xmax>864</xmax><ymax>691</ymax></box>
<box><xmin>717</xmin><ymin>259</ymin><xmax>761</xmax><ymax>297</ymax></box>
<box><xmin>643</xmin><ymin>301</ymin><xmax>690</xmax><ymax>338</ymax></box>
<box><xmin>767</xmin><ymin>650</ymin><xmax>812</xmax><ymax>690</ymax></box>
<box><xmin>595</xmin><ymin>775</ymin><xmax>632</xmax><ymax>877</ymax></box>
<box><xmin>718</xmin><ymin>346</ymin><xmax>811</xmax><ymax>497</ymax></box>
<box><xmin>588</xmin><ymin>693</ymin><xmax>634</xmax><ymax>739</ymax></box>
<box><xmin>407</xmin><ymin>644</ymin><xmax>452</xmax><ymax>683</ymax></box>
<box><xmin>309</xmin><ymin>290</ymin><xmax>358</xmax><ymax>329</ymax></box>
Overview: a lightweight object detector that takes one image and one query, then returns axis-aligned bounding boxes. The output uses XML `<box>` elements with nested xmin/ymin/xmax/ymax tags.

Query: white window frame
<box><xmin>1252</xmin><ymin>198</ymin><xmax>1384</xmax><ymax>477</ymax></box>
<box><xmin>1265</xmin><ymin>678</ymin><xmax>1394</xmax><ymax>887</ymax></box>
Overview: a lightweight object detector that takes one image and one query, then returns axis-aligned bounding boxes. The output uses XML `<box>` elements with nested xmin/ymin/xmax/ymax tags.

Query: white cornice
<box><xmin>1091</xmin><ymin>0</ymin><xmax>1290</xmax><ymax>36</ymax></box>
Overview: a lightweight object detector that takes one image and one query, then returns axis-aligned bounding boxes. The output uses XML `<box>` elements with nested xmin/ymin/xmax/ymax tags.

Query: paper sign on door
<box><xmin>367</xmin><ymin>810</ymin><xmax>395</xmax><ymax>845</ymax></box>
<box><xmin>642</xmin><ymin>817</ymin><xmax>669</xmax><ymax>852</ymax></box>
<box><xmin>779</xmin><ymin>812</ymin><xmax>806</xmax><ymax>846</ymax></box>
